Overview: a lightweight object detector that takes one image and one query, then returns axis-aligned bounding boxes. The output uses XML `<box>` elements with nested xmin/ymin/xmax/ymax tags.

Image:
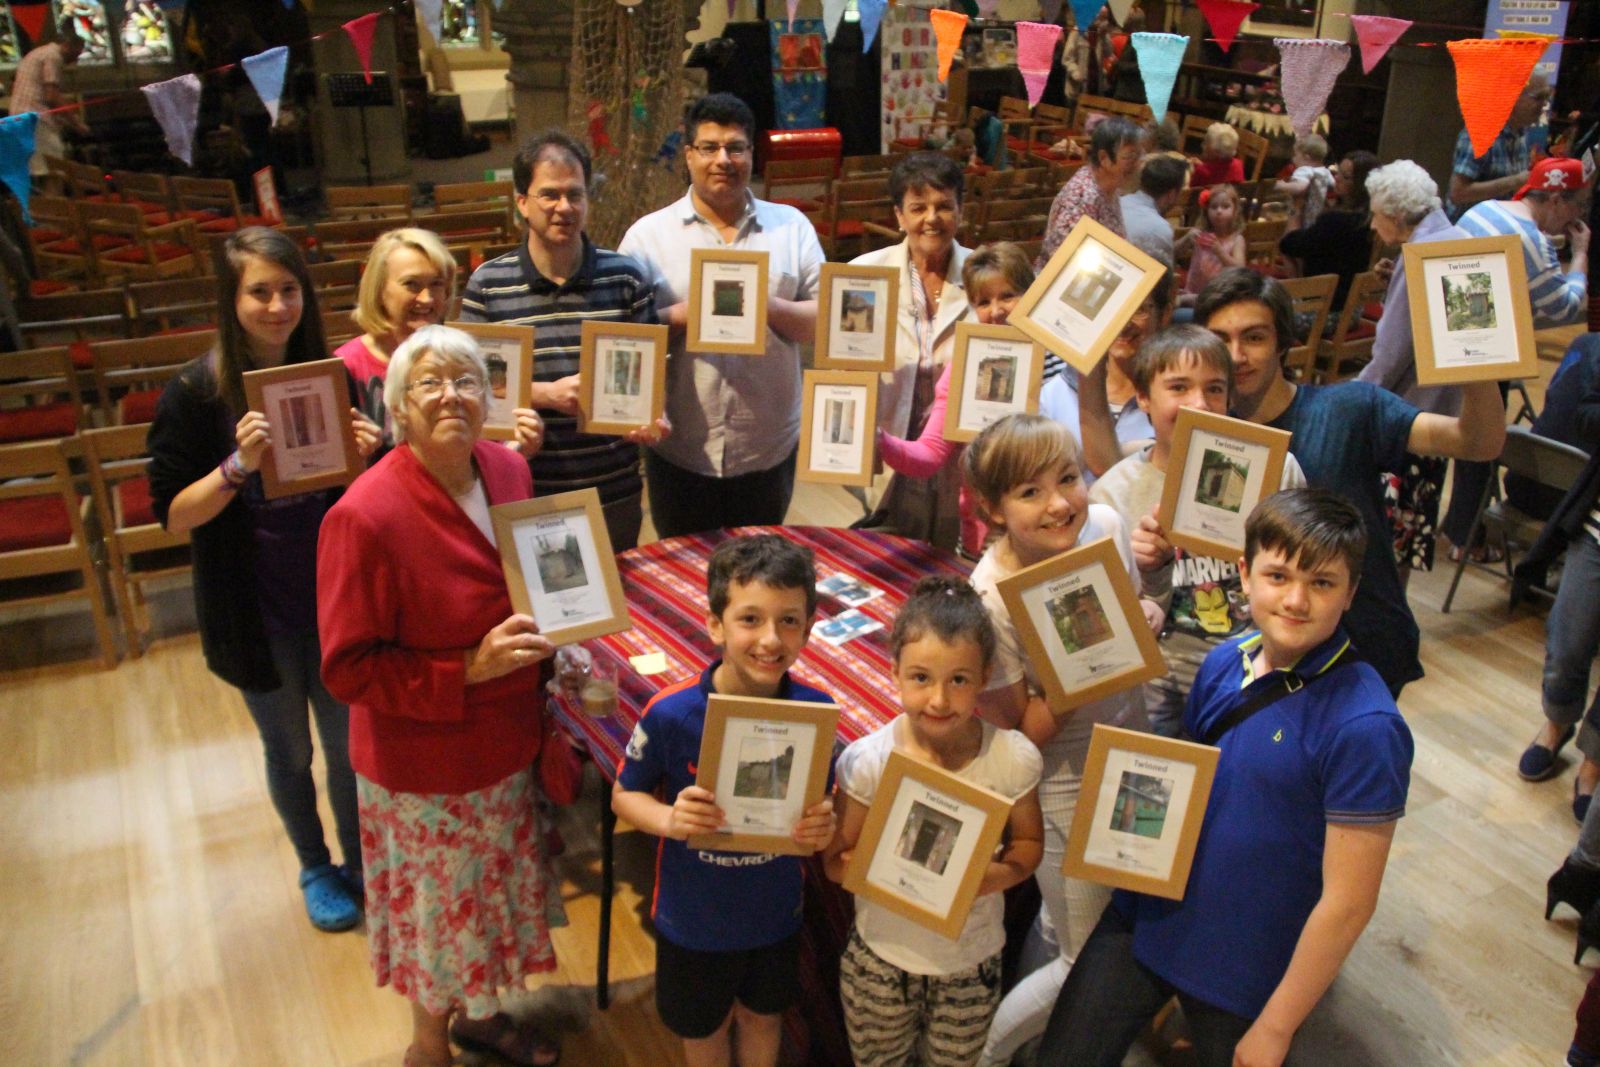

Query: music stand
<box><xmin>325</xmin><ymin>72</ymin><xmax>395</xmax><ymax>186</ymax></box>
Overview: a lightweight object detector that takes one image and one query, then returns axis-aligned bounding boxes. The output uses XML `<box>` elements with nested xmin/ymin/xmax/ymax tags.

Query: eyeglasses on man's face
<box><xmin>689</xmin><ymin>141</ymin><xmax>752</xmax><ymax>160</ymax></box>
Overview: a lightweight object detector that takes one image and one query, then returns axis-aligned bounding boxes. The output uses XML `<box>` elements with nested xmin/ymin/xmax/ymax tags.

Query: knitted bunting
<box><xmin>787</xmin><ymin>0</ymin><xmax>801</xmax><ymax>28</ymax></box>
<box><xmin>1017</xmin><ymin>21</ymin><xmax>1064</xmax><ymax>107</ymax></box>
<box><xmin>342</xmin><ymin>12</ymin><xmax>380</xmax><ymax>84</ymax></box>
<box><xmin>1108</xmin><ymin>0</ymin><xmax>1136</xmax><ymax>26</ymax></box>
<box><xmin>140</xmin><ymin>73</ymin><xmax>203</xmax><ymax>166</ymax></box>
<box><xmin>930</xmin><ymin>10</ymin><xmax>969</xmax><ymax>83</ymax></box>
<box><xmin>1195</xmin><ymin>0</ymin><xmax>1257</xmax><ymax>53</ymax></box>
<box><xmin>976</xmin><ymin>0</ymin><xmax>1002</xmax><ymax>14</ymax></box>
<box><xmin>858</xmin><ymin>0</ymin><xmax>887</xmax><ymax>52</ymax></box>
<box><xmin>0</xmin><ymin>113</ymin><xmax>38</xmax><ymax>224</ymax></box>
<box><xmin>1446</xmin><ymin>38</ymin><xmax>1547</xmax><ymax>158</ymax></box>
<box><xmin>10</xmin><ymin>1</ymin><xmax>49</xmax><ymax>43</ymax></box>
<box><xmin>1069</xmin><ymin>0</ymin><xmax>1103</xmax><ymax>35</ymax></box>
<box><xmin>241</xmin><ymin>46</ymin><xmax>289</xmax><ymax>126</ymax></box>
<box><xmin>1349</xmin><ymin>15</ymin><xmax>1410</xmax><ymax>75</ymax></box>
<box><xmin>823</xmin><ymin>0</ymin><xmax>847</xmax><ymax>42</ymax></box>
<box><xmin>1130</xmin><ymin>33</ymin><xmax>1188</xmax><ymax>121</ymax></box>
<box><xmin>1275</xmin><ymin>38</ymin><xmax>1349</xmax><ymax>139</ymax></box>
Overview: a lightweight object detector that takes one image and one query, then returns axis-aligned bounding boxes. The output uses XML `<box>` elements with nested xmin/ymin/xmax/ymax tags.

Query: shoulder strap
<box><xmin>1198</xmin><ymin>647</ymin><xmax>1363</xmax><ymax>747</ymax></box>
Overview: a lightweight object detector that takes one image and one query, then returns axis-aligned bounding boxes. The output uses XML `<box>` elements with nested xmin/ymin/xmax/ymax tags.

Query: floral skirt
<box><xmin>358</xmin><ymin>768</ymin><xmax>566</xmax><ymax>1018</ymax></box>
<box><xmin>1381</xmin><ymin>453</ymin><xmax>1447</xmax><ymax>572</ymax></box>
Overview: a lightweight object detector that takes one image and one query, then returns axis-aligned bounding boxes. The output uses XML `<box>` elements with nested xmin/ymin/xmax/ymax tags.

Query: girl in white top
<box><xmin>825</xmin><ymin>576</ymin><xmax>1044</xmax><ymax>1067</ymax></box>
<box><xmin>958</xmin><ymin>413</ymin><xmax>1162</xmax><ymax>1067</ymax></box>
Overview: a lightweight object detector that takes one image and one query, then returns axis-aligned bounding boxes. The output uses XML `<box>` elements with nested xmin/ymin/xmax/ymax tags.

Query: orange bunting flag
<box><xmin>930</xmin><ymin>9</ymin><xmax>969</xmax><ymax>84</ymax></box>
<box><xmin>1447</xmin><ymin>38</ymin><xmax>1547</xmax><ymax>159</ymax></box>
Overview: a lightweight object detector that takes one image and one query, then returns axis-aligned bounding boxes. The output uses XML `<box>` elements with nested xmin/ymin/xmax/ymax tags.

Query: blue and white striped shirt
<box><xmin>1457</xmin><ymin>199</ymin><xmax>1587</xmax><ymax>329</ymax></box>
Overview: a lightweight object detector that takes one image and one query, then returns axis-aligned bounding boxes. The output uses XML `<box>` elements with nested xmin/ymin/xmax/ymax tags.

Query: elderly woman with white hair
<box><xmin>316</xmin><ymin>324</ymin><xmax>560</xmax><ymax>1067</ymax></box>
<box><xmin>1357</xmin><ymin>159</ymin><xmax>1469</xmax><ymax>581</ymax></box>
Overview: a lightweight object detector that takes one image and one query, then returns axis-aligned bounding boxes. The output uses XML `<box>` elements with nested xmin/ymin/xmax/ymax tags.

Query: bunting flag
<box><xmin>343</xmin><ymin>12</ymin><xmax>380</xmax><ymax>84</ymax></box>
<box><xmin>822</xmin><ymin>0</ymin><xmax>847</xmax><ymax>42</ymax></box>
<box><xmin>787</xmin><ymin>0</ymin><xmax>800</xmax><ymax>28</ymax></box>
<box><xmin>858</xmin><ymin>0</ymin><xmax>886</xmax><ymax>52</ymax></box>
<box><xmin>416</xmin><ymin>0</ymin><xmax>442</xmax><ymax>43</ymax></box>
<box><xmin>140</xmin><ymin>72</ymin><xmax>202</xmax><ymax>166</ymax></box>
<box><xmin>1108</xmin><ymin>0</ymin><xmax>1136</xmax><ymax>25</ymax></box>
<box><xmin>241</xmin><ymin>46</ymin><xmax>289</xmax><ymax>126</ymax></box>
<box><xmin>1349</xmin><ymin>15</ymin><xmax>1410</xmax><ymax>74</ymax></box>
<box><xmin>1195</xmin><ymin>0</ymin><xmax>1257</xmax><ymax>53</ymax></box>
<box><xmin>726</xmin><ymin>0</ymin><xmax>736</xmax><ymax>17</ymax></box>
<box><xmin>10</xmin><ymin>1</ymin><xmax>49</xmax><ymax>43</ymax></box>
<box><xmin>1447</xmin><ymin>37</ymin><xmax>1547</xmax><ymax>158</ymax></box>
<box><xmin>1017</xmin><ymin>21</ymin><xmax>1064</xmax><ymax>106</ymax></box>
<box><xmin>931</xmin><ymin>10</ymin><xmax>968</xmax><ymax>83</ymax></box>
<box><xmin>0</xmin><ymin>113</ymin><xmax>38</xmax><ymax>224</ymax></box>
<box><xmin>1131</xmin><ymin>33</ymin><xmax>1188</xmax><ymax>121</ymax></box>
<box><xmin>1069</xmin><ymin>0</ymin><xmax>1102</xmax><ymax>34</ymax></box>
<box><xmin>1275</xmin><ymin>38</ymin><xmax>1348</xmax><ymax>138</ymax></box>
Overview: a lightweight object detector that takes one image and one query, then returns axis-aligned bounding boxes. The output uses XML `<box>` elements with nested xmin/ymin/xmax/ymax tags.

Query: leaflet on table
<box><xmin>815</xmin><ymin>608</ymin><xmax>884</xmax><ymax>646</ymax></box>
<box><xmin>818</xmin><ymin>573</ymin><xmax>886</xmax><ymax>607</ymax></box>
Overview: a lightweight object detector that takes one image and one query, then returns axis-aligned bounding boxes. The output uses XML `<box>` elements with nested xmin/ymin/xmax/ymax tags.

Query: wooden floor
<box><xmin>1</xmin><ymin>344</ymin><xmax>1590</xmax><ymax>1066</ymax></box>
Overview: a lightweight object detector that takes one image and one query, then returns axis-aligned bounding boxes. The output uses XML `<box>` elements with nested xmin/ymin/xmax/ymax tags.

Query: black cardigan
<box><xmin>1278</xmin><ymin>209</ymin><xmax>1373</xmax><ymax>308</ymax></box>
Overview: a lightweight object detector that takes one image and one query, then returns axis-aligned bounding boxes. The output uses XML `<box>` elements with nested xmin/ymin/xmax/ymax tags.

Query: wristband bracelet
<box><xmin>220</xmin><ymin>450</ymin><xmax>248</xmax><ymax>488</ymax></box>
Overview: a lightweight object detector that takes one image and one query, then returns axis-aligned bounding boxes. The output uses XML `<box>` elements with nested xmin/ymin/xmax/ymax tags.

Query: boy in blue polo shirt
<box><xmin>612</xmin><ymin>534</ymin><xmax>837</xmax><ymax>1067</ymax></box>
<box><xmin>1039</xmin><ymin>488</ymin><xmax>1413</xmax><ymax>1067</ymax></box>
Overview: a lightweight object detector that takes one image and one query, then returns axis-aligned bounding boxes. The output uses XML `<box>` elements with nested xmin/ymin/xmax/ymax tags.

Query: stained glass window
<box><xmin>438</xmin><ymin>0</ymin><xmax>480</xmax><ymax>48</ymax></box>
<box><xmin>53</xmin><ymin>0</ymin><xmax>111</xmax><ymax>64</ymax></box>
<box><xmin>0</xmin><ymin>9</ymin><xmax>20</xmax><ymax>65</ymax></box>
<box><xmin>120</xmin><ymin>0</ymin><xmax>171</xmax><ymax>62</ymax></box>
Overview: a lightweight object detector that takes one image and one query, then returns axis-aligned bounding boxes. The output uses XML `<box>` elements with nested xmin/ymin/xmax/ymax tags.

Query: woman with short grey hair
<box><xmin>1357</xmin><ymin>160</ymin><xmax>1468</xmax><ymax>582</ymax></box>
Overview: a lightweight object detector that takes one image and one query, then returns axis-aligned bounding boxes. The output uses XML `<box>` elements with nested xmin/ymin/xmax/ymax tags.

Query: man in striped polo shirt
<box><xmin>460</xmin><ymin>130</ymin><xmax>667</xmax><ymax>550</ymax></box>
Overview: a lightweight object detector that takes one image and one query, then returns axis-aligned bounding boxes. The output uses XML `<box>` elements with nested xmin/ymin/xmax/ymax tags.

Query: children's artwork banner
<box><xmin>1485</xmin><ymin>0</ymin><xmax>1570</xmax><ymax>87</ymax></box>
<box><xmin>771</xmin><ymin>18</ymin><xmax>827</xmax><ymax>130</ymax></box>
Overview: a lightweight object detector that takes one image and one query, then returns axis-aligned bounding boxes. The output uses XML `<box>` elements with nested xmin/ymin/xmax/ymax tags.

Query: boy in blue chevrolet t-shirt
<box><xmin>612</xmin><ymin>534</ymin><xmax>838</xmax><ymax>1067</ymax></box>
<box><xmin>1039</xmin><ymin>488</ymin><xmax>1414</xmax><ymax>1067</ymax></box>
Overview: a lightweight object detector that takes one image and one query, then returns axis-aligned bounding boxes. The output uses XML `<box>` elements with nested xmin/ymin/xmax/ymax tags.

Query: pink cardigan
<box><xmin>877</xmin><ymin>363</ymin><xmax>986</xmax><ymax>556</ymax></box>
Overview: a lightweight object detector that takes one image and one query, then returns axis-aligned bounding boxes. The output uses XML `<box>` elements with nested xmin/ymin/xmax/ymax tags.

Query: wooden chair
<box><xmin>171</xmin><ymin>175</ymin><xmax>271</xmax><ymax>234</ymax></box>
<box><xmin>1243</xmin><ymin>217</ymin><xmax>1287</xmax><ymax>273</ymax></box>
<box><xmin>1279</xmin><ymin>273</ymin><xmax>1338</xmax><ymax>381</ymax></box>
<box><xmin>839</xmin><ymin>154</ymin><xmax>899</xmax><ymax>179</ymax></box>
<box><xmin>1047</xmin><ymin>159</ymin><xmax>1085</xmax><ymax>191</ymax></box>
<box><xmin>1179</xmin><ymin>114</ymin><xmax>1214</xmax><ymax>155</ymax></box>
<box><xmin>309</xmin><ymin>259</ymin><xmax>364</xmax><ymax>312</ymax></box>
<box><xmin>16</xmin><ymin>287</ymin><xmax>131</xmax><ymax>352</ymax></box>
<box><xmin>313</xmin><ymin>216</ymin><xmax>401</xmax><ymax>260</ymax></box>
<box><xmin>0</xmin><ymin>438</ymin><xmax>119</xmax><ymax>668</ymax></box>
<box><xmin>414</xmin><ymin>208</ymin><xmax>512</xmax><ymax>248</ymax></box>
<box><xmin>998</xmin><ymin>95</ymin><xmax>1044</xmax><ymax>156</ymax></box>
<box><xmin>109</xmin><ymin>171</ymin><xmax>175</xmax><ymax>218</ymax></box>
<box><xmin>1314</xmin><ymin>271</ymin><xmax>1385</xmax><ymax>382</ymax></box>
<box><xmin>78</xmin><ymin>201</ymin><xmax>200</xmax><ymax>283</ymax></box>
<box><xmin>322</xmin><ymin>308</ymin><xmax>359</xmax><ymax>346</ymax></box>
<box><xmin>1237</xmin><ymin>128</ymin><xmax>1271</xmax><ymax>183</ymax></box>
<box><xmin>814</xmin><ymin>176</ymin><xmax>895</xmax><ymax>260</ymax></box>
<box><xmin>765</xmin><ymin>158</ymin><xmax>835</xmax><ymax>213</ymax></box>
<box><xmin>325</xmin><ymin>184</ymin><xmax>413</xmax><ymax>222</ymax></box>
<box><xmin>80</xmin><ymin>424</ymin><xmax>192</xmax><ymax>656</ymax></box>
<box><xmin>1008</xmin><ymin>167</ymin><xmax>1053</xmax><ymax>197</ymax></box>
<box><xmin>88</xmin><ymin>331</ymin><xmax>216</xmax><ymax>425</ymax></box>
<box><xmin>47</xmin><ymin>156</ymin><xmax>112</xmax><ymax>201</ymax></box>
<box><xmin>24</xmin><ymin>194</ymin><xmax>106</xmax><ymax>285</ymax></box>
<box><xmin>127</xmin><ymin>277</ymin><xmax>220</xmax><ymax>335</ymax></box>
<box><xmin>432</xmin><ymin>179</ymin><xmax>515</xmax><ymax>230</ymax></box>
<box><xmin>0</xmin><ymin>346</ymin><xmax>86</xmax><ymax>445</ymax></box>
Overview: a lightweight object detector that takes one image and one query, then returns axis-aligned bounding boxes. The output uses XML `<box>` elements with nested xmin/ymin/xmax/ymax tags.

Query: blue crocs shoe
<box><xmin>300</xmin><ymin>863</ymin><xmax>361</xmax><ymax>932</ymax></box>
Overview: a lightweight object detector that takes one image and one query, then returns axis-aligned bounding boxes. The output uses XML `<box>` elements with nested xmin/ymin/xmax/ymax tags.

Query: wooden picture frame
<box><xmin>490</xmin><ymin>487</ymin><xmax>630</xmax><ymax>645</ymax></box>
<box><xmin>814</xmin><ymin>262</ymin><xmax>899</xmax><ymax>372</ymax></box>
<box><xmin>687</xmin><ymin>248</ymin><xmax>769</xmax><ymax>355</ymax></box>
<box><xmin>577</xmin><ymin>320</ymin><xmax>668</xmax><ymax>436</ymax></box>
<box><xmin>445</xmin><ymin>320</ymin><xmax>535</xmax><ymax>442</ymax></box>
<box><xmin>1063</xmin><ymin>724</ymin><xmax>1220</xmax><ymax>900</ymax></box>
<box><xmin>798</xmin><ymin>369</ymin><xmax>879</xmax><ymax>486</ymax></box>
<box><xmin>995</xmin><ymin>537</ymin><xmax>1166</xmax><ymax>711</ymax></box>
<box><xmin>942</xmin><ymin>323</ymin><xmax>1046</xmax><ymax>444</ymax></box>
<box><xmin>241</xmin><ymin>358</ymin><xmax>362</xmax><ymax>500</ymax></box>
<box><xmin>1010</xmin><ymin>217</ymin><xmax>1165</xmax><ymax>375</ymax></box>
<box><xmin>1403</xmin><ymin>234</ymin><xmax>1538</xmax><ymax>387</ymax></box>
<box><xmin>841</xmin><ymin>750</ymin><xmax>1014</xmax><ymax>938</ymax></box>
<box><xmin>1156</xmin><ymin>408</ymin><xmax>1292</xmax><ymax>561</ymax></box>
<box><xmin>688</xmin><ymin>694</ymin><xmax>841</xmax><ymax>855</ymax></box>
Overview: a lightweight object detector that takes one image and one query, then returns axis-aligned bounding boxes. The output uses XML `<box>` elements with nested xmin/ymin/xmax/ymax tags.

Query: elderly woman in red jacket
<box><xmin>317</xmin><ymin>324</ymin><xmax>559</xmax><ymax>1067</ymax></box>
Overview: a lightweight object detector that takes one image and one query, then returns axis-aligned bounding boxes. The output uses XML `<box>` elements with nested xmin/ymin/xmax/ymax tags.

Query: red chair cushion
<box><xmin>29</xmin><ymin>226</ymin><xmax>68</xmax><ymax>243</ymax></box>
<box><xmin>772</xmin><ymin>197</ymin><xmax>823</xmax><ymax>212</ymax></box>
<box><xmin>68</xmin><ymin>340</ymin><xmax>94</xmax><ymax>369</ymax></box>
<box><xmin>813</xmin><ymin>219</ymin><xmax>865</xmax><ymax>239</ymax></box>
<box><xmin>103</xmin><ymin>242</ymin><xmax>193</xmax><ymax>264</ymax></box>
<box><xmin>0</xmin><ymin>495</ymin><xmax>73</xmax><ymax>552</ymax></box>
<box><xmin>1005</xmin><ymin>136</ymin><xmax>1033</xmax><ymax>153</ymax></box>
<box><xmin>118</xmin><ymin>389</ymin><xmax>162</xmax><ymax>424</ymax></box>
<box><xmin>0</xmin><ymin>401</ymin><xmax>79</xmax><ymax>443</ymax></box>
<box><xmin>29</xmin><ymin>279</ymin><xmax>74</xmax><ymax>297</ymax></box>
<box><xmin>1343</xmin><ymin>320</ymin><xmax>1376</xmax><ymax>342</ymax></box>
<box><xmin>196</xmin><ymin>216</ymin><xmax>240</xmax><ymax>233</ymax></box>
<box><xmin>154</xmin><ymin>324</ymin><xmax>213</xmax><ymax>335</ymax></box>
<box><xmin>1362</xmin><ymin>301</ymin><xmax>1385</xmax><ymax>321</ymax></box>
<box><xmin>42</xmin><ymin>234</ymin><xmax>133</xmax><ymax>254</ymax></box>
<box><xmin>116</xmin><ymin>475</ymin><xmax>157</xmax><ymax>528</ymax></box>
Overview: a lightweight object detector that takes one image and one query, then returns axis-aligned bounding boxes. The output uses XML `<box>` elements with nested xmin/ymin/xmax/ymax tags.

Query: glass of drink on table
<box><xmin>581</xmin><ymin>656</ymin><xmax>618</xmax><ymax>719</ymax></box>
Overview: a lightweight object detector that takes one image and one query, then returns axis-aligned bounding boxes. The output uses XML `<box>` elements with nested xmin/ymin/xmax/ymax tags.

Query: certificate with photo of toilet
<box><xmin>995</xmin><ymin>537</ymin><xmax>1166</xmax><ymax>711</ymax></box>
<box><xmin>577</xmin><ymin>320</ymin><xmax>667</xmax><ymax>435</ymax></box>
<box><xmin>491</xmin><ymin>488</ymin><xmax>629</xmax><ymax>645</ymax></box>
<box><xmin>799</xmin><ymin>370</ymin><xmax>878</xmax><ymax>486</ymax></box>
<box><xmin>689</xmin><ymin>695</ymin><xmax>840</xmax><ymax>856</ymax></box>
<box><xmin>842</xmin><ymin>750</ymin><xmax>1014</xmax><ymax>938</ymax></box>
<box><xmin>1064</xmin><ymin>725</ymin><xmax>1219</xmax><ymax>900</ymax></box>
<box><xmin>1010</xmin><ymin>217</ymin><xmax>1164</xmax><ymax>375</ymax></box>
<box><xmin>1157</xmin><ymin>408</ymin><xmax>1290</xmax><ymax>561</ymax></box>
<box><xmin>943</xmin><ymin>323</ymin><xmax>1046</xmax><ymax>443</ymax></box>
<box><xmin>242</xmin><ymin>358</ymin><xmax>362</xmax><ymax>500</ymax></box>
<box><xmin>446</xmin><ymin>320</ymin><xmax>534</xmax><ymax>442</ymax></box>
<box><xmin>815</xmin><ymin>262</ymin><xmax>898</xmax><ymax>371</ymax></box>
<box><xmin>1405</xmin><ymin>234</ymin><xmax>1537</xmax><ymax>386</ymax></box>
<box><xmin>687</xmin><ymin>248</ymin><xmax>769</xmax><ymax>355</ymax></box>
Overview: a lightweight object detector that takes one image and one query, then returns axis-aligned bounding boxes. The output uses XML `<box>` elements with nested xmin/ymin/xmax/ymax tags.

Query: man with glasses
<box><xmin>460</xmin><ymin>130</ymin><xmax>665</xmax><ymax>551</ymax></box>
<box><xmin>1447</xmin><ymin>73</ymin><xmax>1549</xmax><ymax>222</ymax></box>
<box><xmin>619</xmin><ymin>92</ymin><xmax>824</xmax><ymax>538</ymax></box>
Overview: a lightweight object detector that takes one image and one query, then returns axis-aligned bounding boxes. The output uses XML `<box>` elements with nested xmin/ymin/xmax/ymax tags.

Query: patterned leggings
<box><xmin>840</xmin><ymin>928</ymin><xmax>1002</xmax><ymax>1067</ymax></box>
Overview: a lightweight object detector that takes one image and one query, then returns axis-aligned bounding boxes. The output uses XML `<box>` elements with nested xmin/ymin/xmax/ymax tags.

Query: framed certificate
<box><xmin>815</xmin><ymin>262</ymin><xmax>899</xmax><ymax>372</ymax></box>
<box><xmin>1404</xmin><ymin>234</ymin><xmax>1537</xmax><ymax>386</ymax></box>
<box><xmin>799</xmin><ymin>369</ymin><xmax>879</xmax><ymax>486</ymax></box>
<box><xmin>687</xmin><ymin>248</ymin><xmax>769</xmax><ymax>355</ymax></box>
<box><xmin>241</xmin><ymin>358</ymin><xmax>362</xmax><ymax>500</ymax></box>
<box><xmin>942</xmin><ymin>323</ymin><xmax>1046</xmax><ymax>444</ymax></box>
<box><xmin>1064</xmin><ymin>725</ymin><xmax>1220</xmax><ymax>900</ymax></box>
<box><xmin>688</xmin><ymin>694</ymin><xmax>841</xmax><ymax>856</ymax></box>
<box><xmin>490</xmin><ymin>488</ymin><xmax>630</xmax><ymax>645</ymax></box>
<box><xmin>1156</xmin><ymin>408</ymin><xmax>1291</xmax><ymax>561</ymax></box>
<box><xmin>841</xmin><ymin>750</ymin><xmax>1014</xmax><ymax>938</ymax></box>
<box><xmin>578</xmin><ymin>320</ymin><xmax>667</xmax><ymax>436</ymax></box>
<box><xmin>995</xmin><ymin>537</ymin><xmax>1166</xmax><ymax>711</ymax></box>
<box><xmin>446</xmin><ymin>320</ymin><xmax>535</xmax><ymax>442</ymax></box>
<box><xmin>1010</xmin><ymin>218</ymin><xmax>1165</xmax><ymax>375</ymax></box>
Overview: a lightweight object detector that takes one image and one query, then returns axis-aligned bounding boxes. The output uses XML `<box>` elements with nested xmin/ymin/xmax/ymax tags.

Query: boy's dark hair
<box><xmin>1139</xmin><ymin>154</ymin><xmax>1188</xmax><ymax>199</ymax></box>
<box><xmin>888</xmin><ymin>151</ymin><xmax>966</xmax><ymax>207</ymax></box>
<box><xmin>890</xmin><ymin>576</ymin><xmax>997</xmax><ymax>672</ymax></box>
<box><xmin>686</xmin><ymin>92</ymin><xmax>756</xmax><ymax>143</ymax></box>
<box><xmin>1129</xmin><ymin>324</ymin><xmax>1233</xmax><ymax>397</ymax></box>
<box><xmin>1195</xmin><ymin>266</ymin><xmax>1297</xmax><ymax>359</ymax></box>
<box><xmin>707</xmin><ymin>534</ymin><xmax>818</xmax><ymax>619</ymax></box>
<box><xmin>1245</xmin><ymin>488</ymin><xmax>1367</xmax><ymax>583</ymax></box>
<box><xmin>513</xmin><ymin>129</ymin><xmax>591</xmax><ymax>192</ymax></box>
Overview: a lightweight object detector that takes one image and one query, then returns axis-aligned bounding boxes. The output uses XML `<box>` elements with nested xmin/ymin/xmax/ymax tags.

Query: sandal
<box><xmin>1447</xmin><ymin>542</ymin><xmax>1506</xmax><ymax>565</ymax></box>
<box><xmin>299</xmin><ymin>863</ymin><xmax>361</xmax><ymax>932</ymax></box>
<box><xmin>450</xmin><ymin>1012</ymin><xmax>560</xmax><ymax>1067</ymax></box>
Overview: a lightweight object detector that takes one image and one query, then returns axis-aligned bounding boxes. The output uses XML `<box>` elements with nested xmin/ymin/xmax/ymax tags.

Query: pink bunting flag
<box><xmin>786</xmin><ymin>0</ymin><xmax>800</xmax><ymax>28</ymax></box>
<box><xmin>1017</xmin><ymin>21</ymin><xmax>1064</xmax><ymax>107</ymax></box>
<box><xmin>343</xmin><ymin>12</ymin><xmax>380</xmax><ymax>84</ymax></box>
<box><xmin>931</xmin><ymin>10</ymin><xmax>969</xmax><ymax>83</ymax></box>
<box><xmin>1275</xmin><ymin>38</ymin><xmax>1348</xmax><ymax>139</ymax></box>
<box><xmin>1195</xmin><ymin>0</ymin><xmax>1258</xmax><ymax>54</ymax></box>
<box><xmin>140</xmin><ymin>73</ymin><xmax>202</xmax><ymax>166</ymax></box>
<box><xmin>1349</xmin><ymin>15</ymin><xmax>1410</xmax><ymax>75</ymax></box>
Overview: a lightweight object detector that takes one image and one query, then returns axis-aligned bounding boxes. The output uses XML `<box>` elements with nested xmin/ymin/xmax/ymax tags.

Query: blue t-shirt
<box><xmin>615</xmin><ymin>662</ymin><xmax>836</xmax><ymax>952</ymax></box>
<box><xmin>1123</xmin><ymin>628</ymin><xmax>1413</xmax><ymax>1018</ymax></box>
<box><xmin>1265</xmin><ymin>382</ymin><xmax>1421</xmax><ymax>691</ymax></box>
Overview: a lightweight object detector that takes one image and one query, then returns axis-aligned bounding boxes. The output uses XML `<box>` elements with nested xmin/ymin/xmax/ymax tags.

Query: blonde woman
<box><xmin>337</xmin><ymin>228</ymin><xmax>457</xmax><ymax>424</ymax></box>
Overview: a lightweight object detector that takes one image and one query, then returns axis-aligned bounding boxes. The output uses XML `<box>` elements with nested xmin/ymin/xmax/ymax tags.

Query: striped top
<box><xmin>459</xmin><ymin>238</ymin><xmax>658</xmax><ymax>503</ymax></box>
<box><xmin>1456</xmin><ymin>200</ymin><xmax>1587</xmax><ymax>329</ymax></box>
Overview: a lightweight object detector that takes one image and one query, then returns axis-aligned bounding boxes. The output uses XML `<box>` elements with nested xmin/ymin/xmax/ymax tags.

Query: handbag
<box><xmin>538</xmin><ymin>713</ymin><xmax>586</xmax><ymax>806</ymax></box>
